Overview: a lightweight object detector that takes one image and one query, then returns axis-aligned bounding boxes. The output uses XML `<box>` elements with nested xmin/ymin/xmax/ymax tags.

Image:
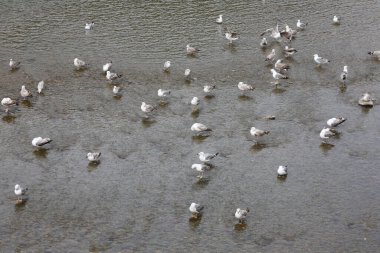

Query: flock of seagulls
<box><xmin>4</xmin><ymin>12</ymin><xmax>377</xmax><ymax>229</ymax></box>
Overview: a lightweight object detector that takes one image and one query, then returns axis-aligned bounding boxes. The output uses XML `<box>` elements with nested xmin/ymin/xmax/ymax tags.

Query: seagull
<box><xmin>74</xmin><ymin>58</ymin><xmax>87</xmax><ymax>69</ymax></box>
<box><xmin>186</xmin><ymin>44</ymin><xmax>200</xmax><ymax>55</ymax></box>
<box><xmin>37</xmin><ymin>81</ymin><xmax>44</xmax><ymax>94</ymax></box>
<box><xmin>265</xmin><ymin>49</ymin><xmax>276</xmax><ymax>61</ymax></box>
<box><xmin>14</xmin><ymin>184</ymin><xmax>28</xmax><ymax>200</ymax></box>
<box><xmin>296</xmin><ymin>20</ymin><xmax>307</xmax><ymax>29</ymax></box>
<box><xmin>274</xmin><ymin>59</ymin><xmax>290</xmax><ymax>72</ymax></box>
<box><xmin>163</xmin><ymin>61</ymin><xmax>171</xmax><ymax>72</ymax></box>
<box><xmin>32</xmin><ymin>137</ymin><xmax>52</xmax><ymax>147</ymax></box>
<box><xmin>277</xmin><ymin>165</ymin><xmax>288</xmax><ymax>177</ymax></box>
<box><xmin>192</xmin><ymin>163</ymin><xmax>210</xmax><ymax>178</ymax></box>
<box><xmin>141</xmin><ymin>102</ymin><xmax>156</xmax><ymax>113</ymax></box>
<box><xmin>87</xmin><ymin>152</ymin><xmax>101</xmax><ymax>162</ymax></box>
<box><xmin>20</xmin><ymin>85</ymin><xmax>32</xmax><ymax>99</ymax></box>
<box><xmin>106</xmin><ymin>70</ymin><xmax>122</xmax><ymax>81</ymax></box>
<box><xmin>198</xmin><ymin>152</ymin><xmax>219</xmax><ymax>162</ymax></box>
<box><xmin>216</xmin><ymin>14</ymin><xmax>223</xmax><ymax>24</ymax></box>
<box><xmin>191</xmin><ymin>97</ymin><xmax>200</xmax><ymax>106</ymax></box>
<box><xmin>271</xmin><ymin>69</ymin><xmax>288</xmax><ymax>83</ymax></box>
<box><xmin>340</xmin><ymin>66</ymin><xmax>348</xmax><ymax>84</ymax></box>
<box><xmin>327</xmin><ymin>117</ymin><xmax>346</xmax><ymax>127</ymax></box>
<box><xmin>238</xmin><ymin>82</ymin><xmax>254</xmax><ymax>91</ymax></box>
<box><xmin>85</xmin><ymin>22</ymin><xmax>95</xmax><ymax>30</ymax></box>
<box><xmin>189</xmin><ymin>202</ymin><xmax>204</xmax><ymax>217</ymax></box>
<box><xmin>313</xmin><ymin>54</ymin><xmax>330</xmax><ymax>65</ymax></box>
<box><xmin>103</xmin><ymin>61</ymin><xmax>112</xmax><ymax>72</ymax></box>
<box><xmin>333</xmin><ymin>16</ymin><xmax>341</xmax><ymax>24</ymax></box>
<box><xmin>9</xmin><ymin>59</ymin><xmax>21</xmax><ymax>70</ymax></box>
<box><xmin>1</xmin><ymin>97</ymin><xmax>18</xmax><ymax>106</ymax></box>
<box><xmin>250</xmin><ymin>127</ymin><xmax>270</xmax><ymax>137</ymax></box>
<box><xmin>235</xmin><ymin>208</ymin><xmax>249</xmax><ymax>223</ymax></box>
<box><xmin>224</xmin><ymin>28</ymin><xmax>239</xmax><ymax>44</ymax></box>
<box><xmin>284</xmin><ymin>25</ymin><xmax>297</xmax><ymax>36</ymax></box>
<box><xmin>261</xmin><ymin>24</ymin><xmax>281</xmax><ymax>41</ymax></box>
<box><xmin>284</xmin><ymin>46</ymin><xmax>297</xmax><ymax>57</ymax></box>
<box><xmin>203</xmin><ymin>85</ymin><xmax>216</xmax><ymax>93</ymax></box>
<box><xmin>191</xmin><ymin>123</ymin><xmax>212</xmax><ymax>132</ymax></box>
<box><xmin>368</xmin><ymin>51</ymin><xmax>380</xmax><ymax>60</ymax></box>
<box><xmin>157</xmin><ymin>89</ymin><xmax>171</xmax><ymax>97</ymax></box>
<box><xmin>184</xmin><ymin>68</ymin><xmax>191</xmax><ymax>80</ymax></box>
<box><xmin>320</xmin><ymin>127</ymin><xmax>336</xmax><ymax>142</ymax></box>
<box><xmin>358</xmin><ymin>93</ymin><xmax>375</xmax><ymax>106</ymax></box>
<box><xmin>260</xmin><ymin>37</ymin><xmax>268</xmax><ymax>48</ymax></box>
<box><xmin>113</xmin><ymin>86</ymin><xmax>121</xmax><ymax>95</ymax></box>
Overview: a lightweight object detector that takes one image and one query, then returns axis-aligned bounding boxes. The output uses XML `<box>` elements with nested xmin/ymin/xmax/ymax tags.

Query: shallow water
<box><xmin>0</xmin><ymin>0</ymin><xmax>380</xmax><ymax>252</ymax></box>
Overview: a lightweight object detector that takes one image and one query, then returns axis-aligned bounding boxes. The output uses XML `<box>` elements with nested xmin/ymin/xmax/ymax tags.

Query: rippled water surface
<box><xmin>1</xmin><ymin>0</ymin><xmax>380</xmax><ymax>252</ymax></box>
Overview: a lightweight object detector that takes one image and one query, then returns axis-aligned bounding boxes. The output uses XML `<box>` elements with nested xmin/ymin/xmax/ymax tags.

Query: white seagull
<box><xmin>191</xmin><ymin>123</ymin><xmax>211</xmax><ymax>132</ymax></box>
<box><xmin>1</xmin><ymin>98</ymin><xmax>18</xmax><ymax>106</ymax></box>
<box><xmin>261</xmin><ymin>24</ymin><xmax>281</xmax><ymax>41</ymax></box>
<box><xmin>198</xmin><ymin>152</ymin><xmax>219</xmax><ymax>162</ymax></box>
<box><xmin>163</xmin><ymin>61</ymin><xmax>171</xmax><ymax>72</ymax></box>
<box><xmin>191</xmin><ymin>97</ymin><xmax>200</xmax><ymax>106</ymax></box>
<box><xmin>358</xmin><ymin>93</ymin><xmax>375</xmax><ymax>106</ymax></box>
<box><xmin>85</xmin><ymin>22</ymin><xmax>95</xmax><ymax>30</ymax></box>
<box><xmin>250</xmin><ymin>127</ymin><xmax>270</xmax><ymax>137</ymax></box>
<box><xmin>74</xmin><ymin>58</ymin><xmax>87</xmax><ymax>69</ymax></box>
<box><xmin>157</xmin><ymin>89</ymin><xmax>171</xmax><ymax>97</ymax></box>
<box><xmin>327</xmin><ymin>117</ymin><xmax>346</xmax><ymax>127</ymax></box>
<box><xmin>203</xmin><ymin>85</ymin><xmax>216</xmax><ymax>93</ymax></box>
<box><xmin>192</xmin><ymin>163</ymin><xmax>210</xmax><ymax>178</ymax></box>
<box><xmin>340</xmin><ymin>66</ymin><xmax>348</xmax><ymax>84</ymax></box>
<box><xmin>20</xmin><ymin>85</ymin><xmax>32</xmax><ymax>99</ymax></box>
<box><xmin>32</xmin><ymin>137</ymin><xmax>52</xmax><ymax>147</ymax></box>
<box><xmin>260</xmin><ymin>37</ymin><xmax>268</xmax><ymax>48</ymax></box>
<box><xmin>320</xmin><ymin>127</ymin><xmax>336</xmax><ymax>142</ymax></box>
<box><xmin>189</xmin><ymin>202</ymin><xmax>204</xmax><ymax>217</ymax></box>
<box><xmin>14</xmin><ymin>184</ymin><xmax>28</xmax><ymax>200</ymax></box>
<box><xmin>103</xmin><ymin>61</ymin><xmax>112</xmax><ymax>72</ymax></box>
<box><xmin>271</xmin><ymin>69</ymin><xmax>288</xmax><ymax>82</ymax></box>
<box><xmin>87</xmin><ymin>152</ymin><xmax>101</xmax><ymax>162</ymax></box>
<box><xmin>313</xmin><ymin>54</ymin><xmax>330</xmax><ymax>65</ymax></box>
<box><xmin>333</xmin><ymin>16</ymin><xmax>341</xmax><ymax>24</ymax></box>
<box><xmin>224</xmin><ymin>28</ymin><xmax>239</xmax><ymax>44</ymax></box>
<box><xmin>9</xmin><ymin>59</ymin><xmax>21</xmax><ymax>70</ymax></box>
<box><xmin>277</xmin><ymin>165</ymin><xmax>288</xmax><ymax>177</ymax></box>
<box><xmin>235</xmin><ymin>208</ymin><xmax>249</xmax><ymax>223</ymax></box>
<box><xmin>296</xmin><ymin>19</ymin><xmax>307</xmax><ymax>29</ymax></box>
<box><xmin>186</xmin><ymin>44</ymin><xmax>200</xmax><ymax>55</ymax></box>
<box><xmin>141</xmin><ymin>102</ymin><xmax>156</xmax><ymax>113</ymax></box>
<box><xmin>184</xmin><ymin>68</ymin><xmax>191</xmax><ymax>80</ymax></box>
<box><xmin>238</xmin><ymin>82</ymin><xmax>254</xmax><ymax>91</ymax></box>
<box><xmin>216</xmin><ymin>14</ymin><xmax>223</xmax><ymax>24</ymax></box>
<box><xmin>37</xmin><ymin>81</ymin><xmax>44</xmax><ymax>94</ymax></box>
<box><xmin>368</xmin><ymin>51</ymin><xmax>380</xmax><ymax>60</ymax></box>
<box><xmin>113</xmin><ymin>86</ymin><xmax>121</xmax><ymax>95</ymax></box>
<box><xmin>106</xmin><ymin>70</ymin><xmax>122</xmax><ymax>81</ymax></box>
<box><xmin>265</xmin><ymin>49</ymin><xmax>276</xmax><ymax>61</ymax></box>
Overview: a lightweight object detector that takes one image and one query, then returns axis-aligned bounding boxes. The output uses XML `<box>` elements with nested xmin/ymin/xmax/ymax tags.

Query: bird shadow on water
<box><xmin>238</xmin><ymin>95</ymin><xmax>253</xmax><ymax>101</ymax></box>
<box><xmin>33</xmin><ymin>148</ymin><xmax>48</xmax><ymax>159</ymax></box>
<box><xmin>20</xmin><ymin>100</ymin><xmax>32</xmax><ymax>108</ymax></box>
<box><xmin>87</xmin><ymin>161</ymin><xmax>100</xmax><ymax>172</ymax></box>
<box><xmin>204</xmin><ymin>94</ymin><xmax>215</xmax><ymax>100</ymax></box>
<box><xmin>319</xmin><ymin>142</ymin><xmax>334</xmax><ymax>153</ymax></box>
<box><xmin>234</xmin><ymin>222</ymin><xmax>248</xmax><ymax>232</ymax></box>
<box><xmin>192</xmin><ymin>177</ymin><xmax>210</xmax><ymax>189</ymax></box>
<box><xmin>2</xmin><ymin>115</ymin><xmax>16</xmax><ymax>123</ymax></box>
<box><xmin>14</xmin><ymin>198</ymin><xmax>28</xmax><ymax>211</ymax></box>
<box><xmin>188</xmin><ymin>215</ymin><xmax>202</xmax><ymax>229</ymax></box>
<box><xmin>360</xmin><ymin>105</ymin><xmax>373</xmax><ymax>114</ymax></box>
<box><xmin>250</xmin><ymin>142</ymin><xmax>267</xmax><ymax>152</ymax></box>
<box><xmin>141</xmin><ymin>117</ymin><xmax>156</xmax><ymax>128</ymax></box>
<box><xmin>192</xmin><ymin>134</ymin><xmax>210</xmax><ymax>143</ymax></box>
<box><xmin>191</xmin><ymin>108</ymin><xmax>200</xmax><ymax>118</ymax></box>
<box><xmin>113</xmin><ymin>94</ymin><xmax>122</xmax><ymax>100</ymax></box>
<box><xmin>271</xmin><ymin>86</ymin><xmax>287</xmax><ymax>94</ymax></box>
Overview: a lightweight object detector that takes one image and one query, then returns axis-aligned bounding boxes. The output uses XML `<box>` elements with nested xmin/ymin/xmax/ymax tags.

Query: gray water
<box><xmin>0</xmin><ymin>0</ymin><xmax>379</xmax><ymax>252</ymax></box>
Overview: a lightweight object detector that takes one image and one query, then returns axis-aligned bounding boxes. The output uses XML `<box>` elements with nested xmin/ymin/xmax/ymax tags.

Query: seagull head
<box><xmin>15</xmin><ymin>184</ymin><xmax>20</xmax><ymax>190</ymax></box>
